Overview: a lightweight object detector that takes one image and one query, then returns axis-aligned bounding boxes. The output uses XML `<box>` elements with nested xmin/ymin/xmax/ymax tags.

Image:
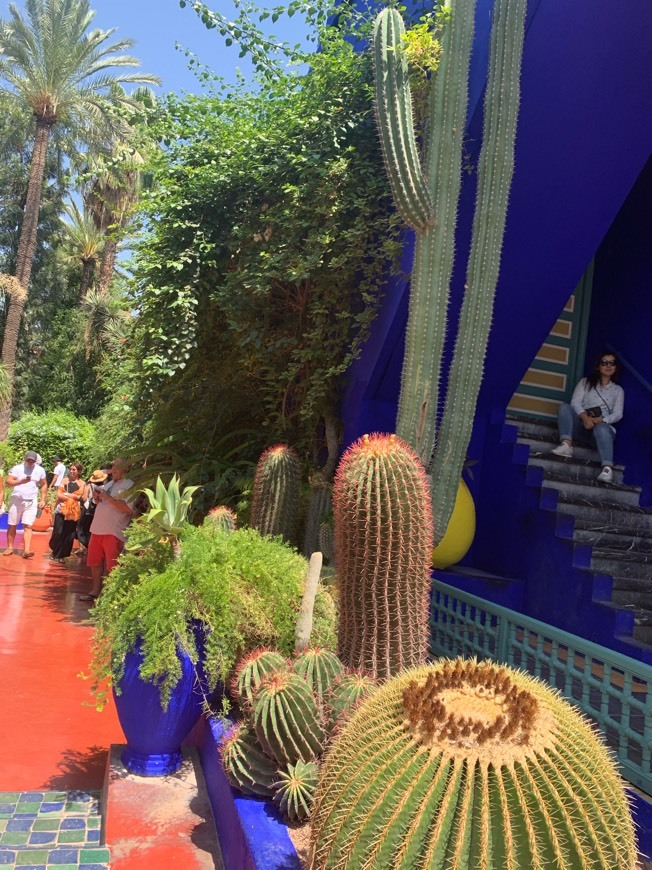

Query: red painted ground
<box><xmin>0</xmin><ymin>529</ymin><xmax>123</xmax><ymax>791</ymax></box>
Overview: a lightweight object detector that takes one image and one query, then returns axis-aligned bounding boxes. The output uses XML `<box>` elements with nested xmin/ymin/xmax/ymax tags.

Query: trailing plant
<box><xmin>250</xmin><ymin>444</ymin><xmax>301</xmax><ymax>545</ymax></box>
<box><xmin>309</xmin><ymin>658</ymin><xmax>637</xmax><ymax>869</ymax></box>
<box><xmin>333</xmin><ymin>433</ymin><xmax>433</xmax><ymax>678</ymax></box>
<box><xmin>373</xmin><ymin>0</ymin><xmax>527</xmax><ymax>542</ymax></box>
<box><xmin>222</xmin><ymin>646</ymin><xmax>378</xmax><ymax>823</ymax></box>
<box><xmin>88</xmin><ymin>523</ymin><xmax>326</xmax><ymax>710</ymax></box>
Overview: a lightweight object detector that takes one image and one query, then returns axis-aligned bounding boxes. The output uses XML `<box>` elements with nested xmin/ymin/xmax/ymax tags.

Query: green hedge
<box><xmin>3</xmin><ymin>410</ymin><xmax>97</xmax><ymax>473</ymax></box>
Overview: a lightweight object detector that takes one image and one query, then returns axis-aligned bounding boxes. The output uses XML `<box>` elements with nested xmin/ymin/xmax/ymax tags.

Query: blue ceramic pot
<box><xmin>113</xmin><ymin>628</ymin><xmax>208</xmax><ymax>776</ymax></box>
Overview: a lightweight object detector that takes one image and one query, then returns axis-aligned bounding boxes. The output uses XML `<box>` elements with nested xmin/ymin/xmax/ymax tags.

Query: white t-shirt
<box><xmin>90</xmin><ymin>477</ymin><xmax>135</xmax><ymax>542</ymax></box>
<box><xmin>9</xmin><ymin>463</ymin><xmax>47</xmax><ymax>500</ymax></box>
<box><xmin>52</xmin><ymin>462</ymin><xmax>66</xmax><ymax>487</ymax></box>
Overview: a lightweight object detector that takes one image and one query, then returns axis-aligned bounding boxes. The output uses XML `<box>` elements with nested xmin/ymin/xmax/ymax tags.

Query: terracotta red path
<box><xmin>0</xmin><ymin>528</ymin><xmax>122</xmax><ymax>791</ymax></box>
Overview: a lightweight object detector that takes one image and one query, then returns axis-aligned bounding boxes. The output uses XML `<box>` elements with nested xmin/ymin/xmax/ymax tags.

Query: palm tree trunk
<box><xmin>0</xmin><ymin>118</ymin><xmax>53</xmax><ymax>439</ymax></box>
<box><xmin>97</xmin><ymin>236</ymin><xmax>117</xmax><ymax>296</ymax></box>
<box><xmin>78</xmin><ymin>258</ymin><xmax>96</xmax><ymax>302</ymax></box>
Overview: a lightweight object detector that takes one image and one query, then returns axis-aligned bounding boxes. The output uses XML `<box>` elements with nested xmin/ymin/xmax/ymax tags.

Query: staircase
<box><xmin>0</xmin><ymin>789</ymin><xmax>109</xmax><ymax>869</ymax></box>
<box><xmin>512</xmin><ymin>414</ymin><xmax>652</xmax><ymax>648</ymax></box>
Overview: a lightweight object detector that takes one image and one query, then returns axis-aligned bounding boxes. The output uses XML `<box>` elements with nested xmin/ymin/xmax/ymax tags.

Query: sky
<box><xmin>0</xmin><ymin>0</ymin><xmax>313</xmax><ymax>95</ymax></box>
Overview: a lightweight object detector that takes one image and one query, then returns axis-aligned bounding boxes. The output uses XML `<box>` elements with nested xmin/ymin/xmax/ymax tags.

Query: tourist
<box><xmin>81</xmin><ymin>458</ymin><xmax>134</xmax><ymax>602</ymax></box>
<box><xmin>76</xmin><ymin>468</ymin><xmax>107</xmax><ymax>556</ymax></box>
<box><xmin>3</xmin><ymin>451</ymin><xmax>48</xmax><ymax>558</ymax></box>
<box><xmin>50</xmin><ymin>455</ymin><xmax>66</xmax><ymax>489</ymax></box>
<box><xmin>551</xmin><ymin>351</ymin><xmax>624</xmax><ymax>483</ymax></box>
<box><xmin>49</xmin><ymin>462</ymin><xmax>87</xmax><ymax>562</ymax></box>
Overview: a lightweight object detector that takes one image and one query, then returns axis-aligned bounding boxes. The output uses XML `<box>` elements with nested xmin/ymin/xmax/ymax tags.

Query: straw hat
<box><xmin>89</xmin><ymin>469</ymin><xmax>108</xmax><ymax>483</ymax></box>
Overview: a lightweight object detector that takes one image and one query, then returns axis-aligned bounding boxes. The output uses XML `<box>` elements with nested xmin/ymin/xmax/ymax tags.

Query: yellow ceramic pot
<box><xmin>432</xmin><ymin>479</ymin><xmax>475</xmax><ymax>569</ymax></box>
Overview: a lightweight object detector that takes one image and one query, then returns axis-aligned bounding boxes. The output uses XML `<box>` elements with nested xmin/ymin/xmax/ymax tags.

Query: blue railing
<box><xmin>430</xmin><ymin>579</ymin><xmax>652</xmax><ymax>795</ymax></box>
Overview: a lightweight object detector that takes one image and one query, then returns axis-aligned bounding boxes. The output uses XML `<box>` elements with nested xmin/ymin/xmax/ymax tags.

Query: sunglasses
<box><xmin>599</xmin><ymin>359</ymin><xmax>616</xmax><ymax>366</ymax></box>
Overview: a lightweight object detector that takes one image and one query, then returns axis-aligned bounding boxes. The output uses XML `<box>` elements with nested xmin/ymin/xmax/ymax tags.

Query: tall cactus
<box><xmin>333</xmin><ymin>433</ymin><xmax>433</xmax><ymax>678</ymax></box>
<box><xmin>373</xmin><ymin>0</ymin><xmax>527</xmax><ymax>542</ymax></box>
<box><xmin>249</xmin><ymin>444</ymin><xmax>301</xmax><ymax>544</ymax></box>
<box><xmin>309</xmin><ymin>658</ymin><xmax>637</xmax><ymax>868</ymax></box>
<box><xmin>205</xmin><ymin>505</ymin><xmax>237</xmax><ymax>533</ymax></box>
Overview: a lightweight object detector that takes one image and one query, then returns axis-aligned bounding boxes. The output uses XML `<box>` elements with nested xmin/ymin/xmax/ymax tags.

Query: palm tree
<box><xmin>80</xmin><ymin>286</ymin><xmax>131</xmax><ymax>359</ymax></box>
<box><xmin>0</xmin><ymin>0</ymin><xmax>160</xmax><ymax>437</ymax></box>
<box><xmin>61</xmin><ymin>199</ymin><xmax>104</xmax><ymax>300</ymax></box>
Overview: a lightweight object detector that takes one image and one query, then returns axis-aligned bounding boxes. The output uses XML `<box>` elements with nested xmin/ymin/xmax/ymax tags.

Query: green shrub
<box><xmin>8</xmin><ymin>410</ymin><xmax>96</xmax><ymax>471</ymax></box>
<box><xmin>89</xmin><ymin>523</ymin><xmax>321</xmax><ymax>708</ymax></box>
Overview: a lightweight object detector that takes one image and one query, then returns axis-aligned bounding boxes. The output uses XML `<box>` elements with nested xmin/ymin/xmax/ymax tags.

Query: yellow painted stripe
<box><xmin>537</xmin><ymin>343</ymin><xmax>569</xmax><ymax>364</ymax></box>
<box><xmin>507</xmin><ymin>394</ymin><xmax>561</xmax><ymax>417</ymax></box>
<box><xmin>520</xmin><ymin>369</ymin><xmax>566</xmax><ymax>390</ymax></box>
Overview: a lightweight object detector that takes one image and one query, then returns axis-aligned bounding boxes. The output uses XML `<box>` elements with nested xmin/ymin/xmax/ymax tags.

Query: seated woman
<box><xmin>551</xmin><ymin>351</ymin><xmax>624</xmax><ymax>483</ymax></box>
<box><xmin>49</xmin><ymin>462</ymin><xmax>88</xmax><ymax>562</ymax></box>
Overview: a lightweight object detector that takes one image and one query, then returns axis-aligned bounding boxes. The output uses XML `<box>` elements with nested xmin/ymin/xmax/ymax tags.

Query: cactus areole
<box><xmin>309</xmin><ymin>658</ymin><xmax>637</xmax><ymax>869</ymax></box>
<box><xmin>333</xmin><ymin>433</ymin><xmax>433</xmax><ymax>678</ymax></box>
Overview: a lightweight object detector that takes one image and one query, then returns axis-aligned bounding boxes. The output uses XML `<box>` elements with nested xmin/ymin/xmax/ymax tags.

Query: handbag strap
<box><xmin>595</xmin><ymin>387</ymin><xmax>613</xmax><ymax>416</ymax></box>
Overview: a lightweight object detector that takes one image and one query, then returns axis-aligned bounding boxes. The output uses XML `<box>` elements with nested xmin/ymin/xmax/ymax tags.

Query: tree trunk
<box><xmin>0</xmin><ymin>118</ymin><xmax>53</xmax><ymax>440</ymax></box>
<box><xmin>97</xmin><ymin>236</ymin><xmax>117</xmax><ymax>296</ymax></box>
<box><xmin>78</xmin><ymin>258</ymin><xmax>96</xmax><ymax>302</ymax></box>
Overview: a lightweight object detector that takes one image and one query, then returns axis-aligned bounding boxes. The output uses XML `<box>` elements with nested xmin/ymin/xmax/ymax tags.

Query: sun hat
<box><xmin>25</xmin><ymin>451</ymin><xmax>38</xmax><ymax>461</ymax></box>
<box><xmin>89</xmin><ymin>469</ymin><xmax>108</xmax><ymax>483</ymax></box>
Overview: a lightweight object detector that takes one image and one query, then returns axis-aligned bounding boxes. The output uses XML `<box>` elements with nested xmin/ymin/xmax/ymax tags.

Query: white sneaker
<box><xmin>552</xmin><ymin>442</ymin><xmax>573</xmax><ymax>458</ymax></box>
<box><xmin>597</xmin><ymin>466</ymin><xmax>613</xmax><ymax>483</ymax></box>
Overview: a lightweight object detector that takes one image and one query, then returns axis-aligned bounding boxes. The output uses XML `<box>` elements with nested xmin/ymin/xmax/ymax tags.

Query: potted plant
<box><xmin>89</xmin><ymin>478</ymin><xmax>336</xmax><ymax>776</ymax></box>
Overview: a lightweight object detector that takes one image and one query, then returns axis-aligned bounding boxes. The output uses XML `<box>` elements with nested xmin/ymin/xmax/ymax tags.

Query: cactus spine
<box><xmin>253</xmin><ymin>670</ymin><xmax>326</xmax><ymax>765</ymax></box>
<box><xmin>250</xmin><ymin>444</ymin><xmax>301</xmax><ymax>544</ymax></box>
<box><xmin>324</xmin><ymin>673</ymin><xmax>378</xmax><ymax>736</ymax></box>
<box><xmin>309</xmin><ymin>658</ymin><xmax>637</xmax><ymax>869</ymax></box>
<box><xmin>333</xmin><ymin>433</ymin><xmax>433</xmax><ymax>678</ymax></box>
<box><xmin>373</xmin><ymin>0</ymin><xmax>527</xmax><ymax>542</ymax></box>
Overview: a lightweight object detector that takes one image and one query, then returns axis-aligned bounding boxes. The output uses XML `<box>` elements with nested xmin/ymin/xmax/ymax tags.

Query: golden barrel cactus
<box><xmin>309</xmin><ymin>658</ymin><xmax>636</xmax><ymax>869</ymax></box>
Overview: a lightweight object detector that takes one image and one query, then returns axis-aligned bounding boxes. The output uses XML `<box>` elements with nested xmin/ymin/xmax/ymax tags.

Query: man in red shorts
<box><xmin>81</xmin><ymin>458</ymin><xmax>134</xmax><ymax>602</ymax></box>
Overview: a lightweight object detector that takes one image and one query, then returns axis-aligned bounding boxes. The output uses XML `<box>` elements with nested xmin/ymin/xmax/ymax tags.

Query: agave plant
<box><xmin>135</xmin><ymin>474</ymin><xmax>200</xmax><ymax>558</ymax></box>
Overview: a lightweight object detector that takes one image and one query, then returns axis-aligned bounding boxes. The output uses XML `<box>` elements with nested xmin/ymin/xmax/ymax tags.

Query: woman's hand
<box><xmin>580</xmin><ymin>412</ymin><xmax>595</xmax><ymax>430</ymax></box>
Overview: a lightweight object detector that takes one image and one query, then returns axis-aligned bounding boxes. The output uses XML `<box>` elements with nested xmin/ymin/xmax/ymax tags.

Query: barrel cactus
<box><xmin>250</xmin><ymin>444</ymin><xmax>302</xmax><ymax>544</ymax></box>
<box><xmin>333</xmin><ymin>433</ymin><xmax>433</xmax><ymax>678</ymax></box>
<box><xmin>309</xmin><ymin>658</ymin><xmax>637</xmax><ymax>869</ymax></box>
<box><xmin>373</xmin><ymin>0</ymin><xmax>527</xmax><ymax>542</ymax></box>
<box><xmin>293</xmin><ymin>647</ymin><xmax>345</xmax><ymax>703</ymax></box>
<box><xmin>324</xmin><ymin>672</ymin><xmax>378</xmax><ymax>736</ymax></box>
<box><xmin>232</xmin><ymin>648</ymin><xmax>288</xmax><ymax>710</ymax></box>
<box><xmin>221</xmin><ymin>721</ymin><xmax>278</xmax><ymax>798</ymax></box>
<box><xmin>205</xmin><ymin>505</ymin><xmax>237</xmax><ymax>533</ymax></box>
<box><xmin>273</xmin><ymin>759</ymin><xmax>319</xmax><ymax>823</ymax></box>
<box><xmin>253</xmin><ymin>670</ymin><xmax>326</xmax><ymax>765</ymax></box>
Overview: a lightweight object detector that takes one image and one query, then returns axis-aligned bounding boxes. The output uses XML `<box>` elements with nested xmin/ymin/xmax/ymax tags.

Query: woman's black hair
<box><xmin>586</xmin><ymin>350</ymin><xmax>620</xmax><ymax>389</ymax></box>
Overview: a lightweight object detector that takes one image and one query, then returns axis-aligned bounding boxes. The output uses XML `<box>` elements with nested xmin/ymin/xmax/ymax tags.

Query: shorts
<box><xmin>87</xmin><ymin>533</ymin><xmax>124</xmax><ymax>573</ymax></box>
<box><xmin>7</xmin><ymin>497</ymin><xmax>37</xmax><ymax>527</ymax></box>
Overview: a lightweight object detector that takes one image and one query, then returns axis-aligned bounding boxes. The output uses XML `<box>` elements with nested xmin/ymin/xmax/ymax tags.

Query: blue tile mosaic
<box><xmin>48</xmin><ymin>849</ymin><xmax>79</xmax><ymax>864</ymax></box>
<box><xmin>6</xmin><ymin>822</ymin><xmax>31</xmax><ymax>833</ymax></box>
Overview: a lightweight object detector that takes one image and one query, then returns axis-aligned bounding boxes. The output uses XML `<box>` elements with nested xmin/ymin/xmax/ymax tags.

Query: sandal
<box><xmin>79</xmin><ymin>593</ymin><xmax>98</xmax><ymax>602</ymax></box>
<box><xmin>2</xmin><ymin>548</ymin><xmax>13</xmax><ymax>556</ymax></box>
<box><xmin>22</xmin><ymin>552</ymin><xmax>35</xmax><ymax>559</ymax></box>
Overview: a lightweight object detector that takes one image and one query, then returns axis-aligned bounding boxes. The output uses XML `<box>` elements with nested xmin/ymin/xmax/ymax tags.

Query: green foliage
<box><xmin>89</xmin><ymin>524</ymin><xmax>312</xmax><ymax>708</ymax></box>
<box><xmin>8</xmin><ymin>409</ymin><xmax>96</xmax><ymax>469</ymax></box>
<box><xmin>114</xmin><ymin>26</ymin><xmax>401</xmax><ymax>467</ymax></box>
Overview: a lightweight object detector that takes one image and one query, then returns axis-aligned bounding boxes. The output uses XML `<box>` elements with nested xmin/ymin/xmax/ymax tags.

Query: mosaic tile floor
<box><xmin>0</xmin><ymin>791</ymin><xmax>109</xmax><ymax>869</ymax></box>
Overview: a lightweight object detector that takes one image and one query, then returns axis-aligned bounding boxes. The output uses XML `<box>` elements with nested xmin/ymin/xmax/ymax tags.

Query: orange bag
<box><xmin>60</xmin><ymin>497</ymin><xmax>81</xmax><ymax>522</ymax></box>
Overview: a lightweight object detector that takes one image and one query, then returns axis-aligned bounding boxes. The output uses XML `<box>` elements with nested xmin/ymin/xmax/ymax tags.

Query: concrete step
<box><xmin>556</xmin><ymin>496</ymin><xmax>652</xmax><ymax>534</ymax></box>
<box><xmin>529</xmin><ymin>453</ymin><xmax>626</xmax><ymax>485</ymax></box>
<box><xmin>572</xmin><ymin>522</ymin><xmax>652</xmax><ymax>554</ymax></box>
<box><xmin>611</xmin><ymin>587</ymin><xmax>652</xmax><ymax>609</ymax></box>
<box><xmin>506</xmin><ymin>414</ymin><xmax>558</xmax><ymax>439</ymax></box>
<box><xmin>518</xmin><ymin>432</ymin><xmax>603</xmax><ymax>462</ymax></box>
<box><xmin>542</xmin><ymin>473</ymin><xmax>641</xmax><ymax>508</ymax></box>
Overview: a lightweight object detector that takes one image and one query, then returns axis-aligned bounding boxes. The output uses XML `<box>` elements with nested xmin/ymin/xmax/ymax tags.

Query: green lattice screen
<box><xmin>430</xmin><ymin>580</ymin><xmax>652</xmax><ymax>794</ymax></box>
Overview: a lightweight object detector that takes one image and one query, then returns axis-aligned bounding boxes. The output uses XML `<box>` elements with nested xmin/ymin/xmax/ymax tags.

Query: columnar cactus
<box><xmin>252</xmin><ymin>670</ymin><xmax>326</xmax><ymax>765</ymax></box>
<box><xmin>221</xmin><ymin>721</ymin><xmax>278</xmax><ymax>798</ymax></box>
<box><xmin>302</xmin><ymin>474</ymin><xmax>332</xmax><ymax>557</ymax></box>
<box><xmin>373</xmin><ymin>0</ymin><xmax>527</xmax><ymax>542</ymax></box>
<box><xmin>250</xmin><ymin>444</ymin><xmax>301</xmax><ymax>544</ymax></box>
<box><xmin>309</xmin><ymin>658</ymin><xmax>637</xmax><ymax>869</ymax></box>
<box><xmin>293</xmin><ymin>647</ymin><xmax>344</xmax><ymax>702</ymax></box>
<box><xmin>205</xmin><ymin>505</ymin><xmax>237</xmax><ymax>533</ymax></box>
<box><xmin>333</xmin><ymin>433</ymin><xmax>433</xmax><ymax>678</ymax></box>
<box><xmin>231</xmin><ymin>648</ymin><xmax>288</xmax><ymax>709</ymax></box>
<box><xmin>273</xmin><ymin>759</ymin><xmax>319</xmax><ymax>823</ymax></box>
